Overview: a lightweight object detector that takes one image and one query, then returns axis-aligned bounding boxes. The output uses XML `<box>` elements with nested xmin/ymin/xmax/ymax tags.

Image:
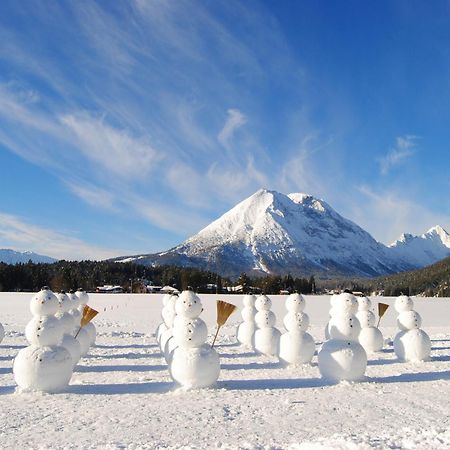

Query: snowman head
<box><xmin>329</xmin><ymin>293</ymin><xmax>339</xmax><ymax>308</ymax></box>
<box><xmin>56</xmin><ymin>291</ymin><xmax>71</xmax><ymax>314</ymax></box>
<box><xmin>162</xmin><ymin>293</ymin><xmax>172</xmax><ymax>307</ymax></box>
<box><xmin>242</xmin><ymin>294</ymin><xmax>256</xmax><ymax>307</ymax></box>
<box><xmin>395</xmin><ymin>295</ymin><xmax>414</xmax><ymax>313</ymax></box>
<box><xmin>30</xmin><ymin>287</ymin><xmax>59</xmax><ymax>316</ymax></box>
<box><xmin>285</xmin><ymin>293</ymin><xmax>305</xmax><ymax>313</ymax></box>
<box><xmin>283</xmin><ymin>312</ymin><xmax>310</xmax><ymax>332</ymax></box>
<box><xmin>356</xmin><ymin>310</ymin><xmax>376</xmax><ymax>328</ymax></box>
<box><xmin>335</xmin><ymin>292</ymin><xmax>358</xmax><ymax>315</ymax></box>
<box><xmin>172</xmin><ymin>317</ymin><xmax>207</xmax><ymax>347</ymax></box>
<box><xmin>329</xmin><ymin>314</ymin><xmax>361</xmax><ymax>341</ymax></box>
<box><xmin>241</xmin><ymin>306</ymin><xmax>256</xmax><ymax>322</ymax></box>
<box><xmin>67</xmin><ymin>290</ymin><xmax>81</xmax><ymax>310</ymax></box>
<box><xmin>75</xmin><ymin>288</ymin><xmax>89</xmax><ymax>307</ymax></box>
<box><xmin>357</xmin><ymin>296</ymin><xmax>372</xmax><ymax>311</ymax></box>
<box><xmin>397</xmin><ymin>310</ymin><xmax>422</xmax><ymax>330</ymax></box>
<box><xmin>175</xmin><ymin>290</ymin><xmax>203</xmax><ymax>318</ymax></box>
<box><xmin>255</xmin><ymin>310</ymin><xmax>276</xmax><ymax>328</ymax></box>
<box><xmin>255</xmin><ymin>295</ymin><xmax>272</xmax><ymax>311</ymax></box>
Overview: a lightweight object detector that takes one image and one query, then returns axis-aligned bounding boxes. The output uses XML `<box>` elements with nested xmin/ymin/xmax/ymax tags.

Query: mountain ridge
<box><xmin>0</xmin><ymin>249</ymin><xmax>57</xmax><ymax>265</ymax></box>
<box><xmin>114</xmin><ymin>189</ymin><xmax>450</xmax><ymax>279</ymax></box>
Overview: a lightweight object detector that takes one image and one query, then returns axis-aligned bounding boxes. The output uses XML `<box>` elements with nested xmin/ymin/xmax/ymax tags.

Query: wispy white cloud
<box><xmin>0</xmin><ymin>212</ymin><xmax>126</xmax><ymax>260</ymax></box>
<box><xmin>218</xmin><ymin>109</ymin><xmax>247</xmax><ymax>148</ymax></box>
<box><xmin>379</xmin><ymin>135</ymin><xmax>418</xmax><ymax>175</ymax></box>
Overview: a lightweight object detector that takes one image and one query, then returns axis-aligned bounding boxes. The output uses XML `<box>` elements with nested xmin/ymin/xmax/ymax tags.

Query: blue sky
<box><xmin>0</xmin><ymin>0</ymin><xmax>449</xmax><ymax>260</ymax></box>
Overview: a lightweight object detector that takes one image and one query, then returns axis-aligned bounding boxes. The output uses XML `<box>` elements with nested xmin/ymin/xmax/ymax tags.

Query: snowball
<box><xmin>13</xmin><ymin>345</ymin><xmax>73</xmax><ymax>393</ymax></box>
<box><xmin>84</xmin><ymin>321</ymin><xmax>96</xmax><ymax>346</ymax></box>
<box><xmin>318</xmin><ymin>340</ymin><xmax>367</xmax><ymax>381</ymax></box>
<box><xmin>242</xmin><ymin>294</ymin><xmax>256</xmax><ymax>307</ymax></box>
<box><xmin>75</xmin><ymin>289</ymin><xmax>89</xmax><ymax>307</ymax></box>
<box><xmin>236</xmin><ymin>321</ymin><xmax>256</xmax><ymax>348</ymax></box>
<box><xmin>170</xmin><ymin>344</ymin><xmax>220</xmax><ymax>389</ymax></box>
<box><xmin>172</xmin><ymin>317</ymin><xmax>208</xmax><ymax>347</ymax></box>
<box><xmin>175</xmin><ymin>290</ymin><xmax>203</xmax><ymax>318</ymax></box>
<box><xmin>397</xmin><ymin>310</ymin><xmax>422</xmax><ymax>331</ymax></box>
<box><xmin>159</xmin><ymin>328</ymin><xmax>173</xmax><ymax>354</ymax></box>
<box><xmin>356</xmin><ymin>310</ymin><xmax>376</xmax><ymax>328</ymax></box>
<box><xmin>394</xmin><ymin>329</ymin><xmax>431</xmax><ymax>362</ymax></box>
<box><xmin>0</xmin><ymin>322</ymin><xmax>4</xmax><ymax>343</ymax></box>
<box><xmin>255</xmin><ymin>295</ymin><xmax>272</xmax><ymax>311</ymax></box>
<box><xmin>254</xmin><ymin>327</ymin><xmax>281</xmax><ymax>356</ymax></box>
<box><xmin>25</xmin><ymin>315</ymin><xmax>64</xmax><ymax>347</ymax></box>
<box><xmin>161</xmin><ymin>299</ymin><xmax>176</xmax><ymax>328</ymax></box>
<box><xmin>67</xmin><ymin>291</ymin><xmax>81</xmax><ymax>310</ymax></box>
<box><xmin>285</xmin><ymin>293</ymin><xmax>305</xmax><ymax>313</ymax></box>
<box><xmin>279</xmin><ymin>331</ymin><xmax>315</xmax><ymax>365</ymax></box>
<box><xmin>255</xmin><ymin>310</ymin><xmax>276</xmax><ymax>328</ymax></box>
<box><xmin>55</xmin><ymin>312</ymin><xmax>76</xmax><ymax>335</ymax></box>
<box><xmin>76</xmin><ymin>327</ymin><xmax>90</xmax><ymax>356</ymax></box>
<box><xmin>241</xmin><ymin>305</ymin><xmax>256</xmax><ymax>322</ymax></box>
<box><xmin>68</xmin><ymin>309</ymin><xmax>82</xmax><ymax>332</ymax></box>
<box><xmin>395</xmin><ymin>295</ymin><xmax>414</xmax><ymax>313</ymax></box>
<box><xmin>56</xmin><ymin>292</ymin><xmax>71</xmax><ymax>314</ymax></box>
<box><xmin>329</xmin><ymin>315</ymin><xmax>361</xmax><ymax>341</ymax></box>
<box><xmin>30</xmin><ymin>288</ymin><xmax>59</xmax><ymax>317</ymax></box>
<box><xmin>61</xmin><ymin>334</ymin><xmax>81</xmax><ymax>366</ymax></box>
<box><xmin>358</xmin><ymin>327</ymin><xmax>384</xmax><ymax>353</ymax></box>
<box><xmin>156</xmin><ymin>323</ymin><xmax>168</xmax><ymax>346</ymax></box>
<box><xmin>164</xmin><ymin>336</ymin><xmax>178</xmax><ymax>364</ymax></box>
<box><xmin>334</xmin><ymin>293</ymin><xmax>358</xmax><ymax>315</ymax></box>
<box><xmin>357</xmin><ymin>297</ymin><xmax>372</xmax><ymax>311</ymax></box>
<box><xmin>283</xmin><ymin>312</ymin><xmax>310</xmax><ymax>332</ymax></box>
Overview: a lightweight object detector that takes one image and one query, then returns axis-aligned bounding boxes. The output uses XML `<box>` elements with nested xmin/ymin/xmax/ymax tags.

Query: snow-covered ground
<box><xmin>1</xmin><ymin>293</ymin><xmax>450</xmax><ymax>449</ymax></box>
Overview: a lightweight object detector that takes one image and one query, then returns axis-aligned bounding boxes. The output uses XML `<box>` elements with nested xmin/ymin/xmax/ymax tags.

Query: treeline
<box><xmin>358</xmin><ymin>256</ymin><xmax>450</xmax><ymax>297</ymax></box>
<box><xmin>0</xmin><ymin>261</ymin><xmax>317</xmax><ymax>295</ymax></box>
<box><xmin>0</xmin><ymin>261</ymin><xmax>223</xmax><ymax>293</ymax></box>
<box><xmin>236</xmin><ymin>272</ymin><xmax>316</xmax><ymax>294</ymax></box>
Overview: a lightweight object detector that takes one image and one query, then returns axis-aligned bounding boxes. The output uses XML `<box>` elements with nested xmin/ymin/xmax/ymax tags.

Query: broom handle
<box><xmin>74</xmin><ymin>326</ymin><xmax>82</xmax><ymax>339</ymax></box>
<box><xmin>376</xmin><ymin>317</ymin><xmax>381</xmax><ymax>329</ymax></box>
<box><xmin>211</xmin><ymin>326</ymin><xmax>221</xmax><ymax>348</ymax></box>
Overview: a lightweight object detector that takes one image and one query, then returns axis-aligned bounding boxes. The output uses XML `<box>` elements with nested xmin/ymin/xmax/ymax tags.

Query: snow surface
<box><xmin>1</xmin><ymin>292</ymin><xmax>450</xmax><ymax>449</ymax></box>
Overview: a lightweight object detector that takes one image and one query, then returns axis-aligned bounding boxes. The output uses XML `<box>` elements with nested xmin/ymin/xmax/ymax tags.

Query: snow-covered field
<box><xmin>1</xmin><ymin>292</ymin><xmax>450</xmax><ymax>449</ymax></box>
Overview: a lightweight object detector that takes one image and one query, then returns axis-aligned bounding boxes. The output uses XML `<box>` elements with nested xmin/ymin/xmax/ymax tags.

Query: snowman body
<box><xmin>393</xmin><ymin>295</ymin><xmax>431</xmax><ymax>361</ymax></box>
<box><xmin>236</xmin><ymin>294</ymin><xmax>257</xmax><ymax>348</ymax></box>
<box><xmin>169</xmin><ymin>290</ymin><xmax>220</xmax><ymax>389</ymax></box>
<box><xmin>156</xmin><ymin>293</ymin><xmax>172</xmax><ymax>344</ymax></box>
<box><xmin>356</xmin><ymin>297</ymin><xmax>383</xmax><ymax>353</ymax></box>
<box><xmin>279</xmin><ymin>293</ymin><xmax>315</xmax><ymax>365</ymax></box>
<box><xmin>55</xmin><ymin>292</ymin><xmax>81</xmax><ymax>366</ymax></box>
<box><xmin>13</xmin><ymin>287</ymin><xmax>73</xmax><ymax>392</ymax></box>
<box><xmin>159</xmin><ymin>294</ymin><xmax>178</xmax><ymax>361</ymax></box>
<box><xmin>76</xmin><ymin>289</ymin><xmax>96</xmax><ymax>348</ymax></box>
<box><xmin>318</xmin><ymin>292</ymin><xmax>367</xmax><ymax>381</ymax></box>
<box><xmin>253</xmin><ymin>295</ymin><xmax>281</xmax><ymax>357</ymax></box>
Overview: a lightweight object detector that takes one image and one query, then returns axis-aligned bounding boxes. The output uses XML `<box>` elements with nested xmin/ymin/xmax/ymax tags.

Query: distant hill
<box><xmin>361</xmin><ymin>256</ymin><xmax>450</xmax><ymax>297</ymax></box>
<box><xmin>0</xmin><ymin>249</ymin><xmax>57</xmax><ymax>265</ymax></box>
<box><xmin>114</xmin><ymin>189</ymin><xmax>450</xmax><ymax>279</ymax></box>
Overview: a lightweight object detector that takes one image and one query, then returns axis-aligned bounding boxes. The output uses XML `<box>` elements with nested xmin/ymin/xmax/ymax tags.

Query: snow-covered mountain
<box><xmin>388</xmin><ymin>225</ymin><xmax>450</xmax><ymax>268</ymax></box>
<box><xmin>115</xmin><ymin>188</ymin><xmax>450</xmax><ymax>278</ymax></box>
<box><xmin>0</xmin><ymin>249</ymin><xmax>57</xmax><ymax>265</ymax></box>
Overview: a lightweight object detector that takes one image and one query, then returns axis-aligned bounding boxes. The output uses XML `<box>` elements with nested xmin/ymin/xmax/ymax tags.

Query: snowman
<box><xmin>13</xmin><ymin>287</ymin><xmax>73</xmax><ymax>393</ymax></box>
<box><xmin>236</xmin><ymin>294</ymin><xmax>257</xmax><ymax>349</ymax></box>
<box><xmin>324</xmin><ymin>292</ymin><xmax>340</xmax><ymax>340</ymax></box>
<box><xmin>159</xmin><ymin>294</ymin><xmax>178</xmax><ymax>361</ymax></box>
<box><xmin>393</xmin><ymin>295</ymin><xmax>431</xmax><ymax>362</ymax></box>
<box><xmin>169</xmin><ymin>289</ymin><xmax>220</xmax><ymax>389</ymax></box>
<box><xmin>356</xmin><ymin>296</ymin><xmax>384</xmax><ymax>353</ymax></box>
<box><xmin>253</xmin><ymin>294</ymin><xmax>281</xmax><ymax>357</ymax></box>
<box><xmin>67</xmin><ymin>290</ymin><xmax>89</xmax><ymax>356</ymax></box>
<box><xmin>279</xmin><ymin>293</ymin><xmax>315</xmax><ymax>365</ymax></box>
<box><xmin>55</xmin><ymin>291</ymin><xmax>81</xmax><ymax>367</ymax></box>
<box><xmin>76</xmin><ymin>288</ymin><xmax>96</xmax><ymax>347</ymax></box>
<box><xmin>156</xmin><ymin>293</ymin><xmax>173</xmax><ymax>346</ymax></box>
<box><xmin>318</xmin><ymin>292</ymin><xmax>367</xmax><ymax>381</ymax></box>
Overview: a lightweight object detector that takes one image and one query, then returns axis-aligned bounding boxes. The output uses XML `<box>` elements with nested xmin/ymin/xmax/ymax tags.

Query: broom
<box><xmin>74</xmin><ymin>305</ymin><xmax>99</xmax><ymax>338</ymax></box>
<box><xmin>376</xmin><ymin>302</ymin><xmax>389</xmax><ymax>328</ymax></box>
<box><xmin>211</xmin><ymin>300</ymin><xmax>237</xmax><ymax>348</ymax></box>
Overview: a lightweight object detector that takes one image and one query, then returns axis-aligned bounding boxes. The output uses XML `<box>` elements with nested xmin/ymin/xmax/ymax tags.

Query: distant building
<box><xmin>96</xmin><ymin>285</ymin><xmax>124</xmax><ymax>293</ymax></box>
